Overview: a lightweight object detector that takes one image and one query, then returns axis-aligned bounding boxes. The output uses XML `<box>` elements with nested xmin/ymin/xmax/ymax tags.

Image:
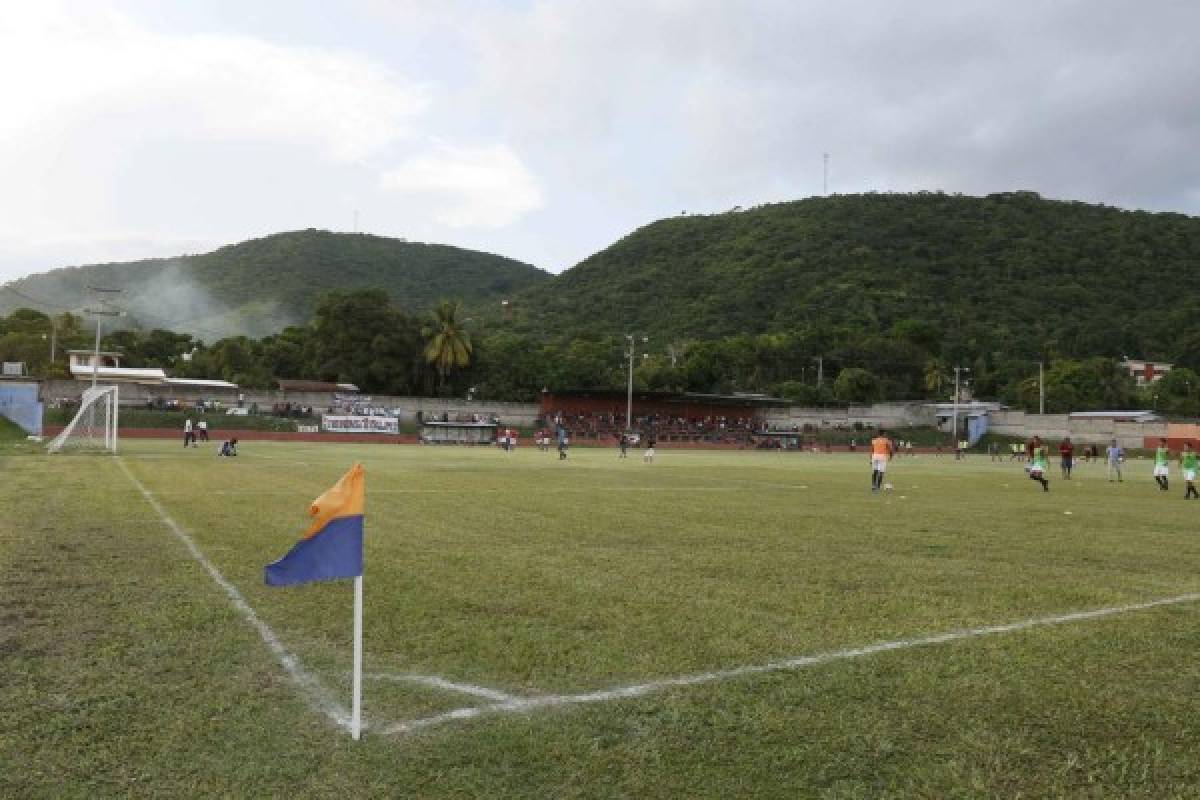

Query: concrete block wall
<box><xmin>988</xmin><ymin>411</ymin><xmax>1071</xmax><ymax>440</ymax></box>
<box><xmin>987</xmin><ymin>409</ymin><xmax>1166</xmax><ymax>449</ymax></box>
<box><xmin>764</xmin><ymin>402</ymin><xmax>934</xmax><ymax>430</ymax></box>
<box><xmin>36</xmin><ymin>378</ymin><xmax>1173</xmax><ymax>447</ymax></box>
<box><xmin>40</xmin><ymin>379</ymin><xmax>541</xmax><ymax>427</ymax></box>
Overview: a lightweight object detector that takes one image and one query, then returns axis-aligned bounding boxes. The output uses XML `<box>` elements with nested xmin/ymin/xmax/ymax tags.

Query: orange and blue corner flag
<box><xmin>265</xmin><ymin>463</ymin><xmax>365</xmax><ymax>587</ymax></box>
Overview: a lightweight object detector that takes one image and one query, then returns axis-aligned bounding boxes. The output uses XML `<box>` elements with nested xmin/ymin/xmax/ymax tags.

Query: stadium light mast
<box><xmin>625</xmin><ymin>334</ymin><xmax>648</xmax><ymax>432</ymax></box>
<box><xmin>952</xmin><ymin>365</ymin><xmax>970</xmax><ymax>455</ymax></box>
<box><xmin>84</xmin><ymin>308</ymin><xmax>123</xmax><ymax>389</ymax></box>
<box><xmin>85</xmin><ymin>286</ymin><xmax>124</xmax><ymax>390</ymax></box>
<box><xmin>1038</xmin><ymin>360</ymin><xmax>1045</xmax><ymax>415</ymax></box>
<box><xmin>42</xmin><ymin>317</ymin><xmax>57</xmax><ymax>364</ymax></box>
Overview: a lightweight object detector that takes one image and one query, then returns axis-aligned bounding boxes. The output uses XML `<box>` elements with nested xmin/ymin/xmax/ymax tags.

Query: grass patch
<box><xmin>4</xmin><ymin>443</ymin><xmax>1200</xmax><ymax>796</ymax></box>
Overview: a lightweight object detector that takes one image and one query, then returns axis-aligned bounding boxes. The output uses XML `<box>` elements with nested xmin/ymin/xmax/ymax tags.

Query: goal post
<box><xmin>47</xmin><ymin>385</ymin><xmax>119</xmax><ymax>454</ymax></box>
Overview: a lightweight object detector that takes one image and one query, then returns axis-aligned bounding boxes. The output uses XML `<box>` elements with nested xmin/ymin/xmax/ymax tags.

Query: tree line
<box><xmin>3</xmin><ymin>291</ymin><xmax>1197</xmax><ymax>416</ymax></box>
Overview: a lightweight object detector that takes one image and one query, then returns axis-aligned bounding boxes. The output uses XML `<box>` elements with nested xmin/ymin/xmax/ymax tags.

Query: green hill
<box><xmin>512</xmin><ymin>192</ymin><xmax>1200</xmax><ymax>362</ymax></box>
<box><xmin>1</xmin><ymin>230</ymin><xmax>549</xmax><ymax>339</ymax></box>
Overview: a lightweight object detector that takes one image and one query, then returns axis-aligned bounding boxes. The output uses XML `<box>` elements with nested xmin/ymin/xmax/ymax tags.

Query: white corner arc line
<box><xmin>117</xmin><ymin>459</ymin><xmax>353</xmax><ymax>732</ymax></box>
<box><xmin>364</xmin><ymin>673</ymin><xmax>519</xmax><ymax>702</ymax></box>
<box><xmin>378</xmin><ymin>591</ymin><xmax>1200</xmax><ymax>736</ymax></box>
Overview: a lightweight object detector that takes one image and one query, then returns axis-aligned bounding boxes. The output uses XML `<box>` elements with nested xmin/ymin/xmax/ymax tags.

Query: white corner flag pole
<box><xmin>351</xmin><ymin>574</ymin><xmax>363</xmax><ymax>740</ymax></box>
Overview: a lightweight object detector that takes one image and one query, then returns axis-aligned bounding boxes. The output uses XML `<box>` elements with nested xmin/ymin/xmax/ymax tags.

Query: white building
<box><xmin>1120</xmin><ymin>358</ymin><xmax>1172</xmax><ymax>387</ymax></box>
<box><xmin>66</xmin><ymin>350</ymin><xmax>237</xmax><ymax>390</ymax></box>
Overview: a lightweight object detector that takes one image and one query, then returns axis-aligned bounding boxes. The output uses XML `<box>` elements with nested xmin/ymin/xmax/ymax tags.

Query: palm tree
<box><xmin>923</xmin><ymin>358</ymin><xmax>948</xmax><ymax>397</ymax></box>
<box><xmin>422</xmin><ymin>300</ymin><xmax>472</xmax><ymax>392</ymax></box>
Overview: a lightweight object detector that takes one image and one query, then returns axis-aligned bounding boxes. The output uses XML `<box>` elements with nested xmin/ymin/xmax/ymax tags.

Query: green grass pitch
<box><xmin>5</xmin><ymin>441</ymin><xmax>1200</xmax><ymax>797</ymax></box>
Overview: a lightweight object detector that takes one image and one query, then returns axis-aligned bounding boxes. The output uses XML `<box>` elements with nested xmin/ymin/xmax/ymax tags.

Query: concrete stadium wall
<box><xmin>988</xmin><ymin>410</ymin><xmax>1166</xmax><ymax>448</ymax></box>
<box><xmin>40</xmin><ymin>379</ymin><xmax>541</xmax><ymax>427</ymax></box>
<box><xmin>37</xmin><ymin>377</ymin><xmax>1174</xmax><ymax>449</ymax></box>
<box><xmin>764</xmin><ymin>402</ymin><xmax>935</xmax><ymax>430</ymax></box>
<box><xmin>987</xmin><ymin>411</ymin><xmax>1071</xmax><ymax>440</ymax></box>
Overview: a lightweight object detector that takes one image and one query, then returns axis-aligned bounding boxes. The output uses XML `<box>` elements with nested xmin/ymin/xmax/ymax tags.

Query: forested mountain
<box><xmin>0</xmin><ymin>230</ymin><xmax>549</xmax><ymax>339</ymax></box>
<box><xmin>512</xmin><ymin>191</ymin><xmax>1200</xmax><ymax>362</ymax></box>
<box><xmin>5</xmin><ymin>193</ymin><xmax>1200</xmax><ymax>412</ymax></box>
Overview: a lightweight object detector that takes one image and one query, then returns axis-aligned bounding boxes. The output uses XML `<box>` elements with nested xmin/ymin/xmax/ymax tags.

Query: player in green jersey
<box><xmin>1153</xmin><ymin>438</ymin><xmax>1171</xmax><ymax>491</ymax></box>
<box><xmin>1027</xmin><ymin>436</ymin><xmax>1050</xmax><ymax>492</ymax></box>
<box><xmin>1181</xmin><ymin>443</ymin><xmax>1198</xmax><ymax>499</ymax></box>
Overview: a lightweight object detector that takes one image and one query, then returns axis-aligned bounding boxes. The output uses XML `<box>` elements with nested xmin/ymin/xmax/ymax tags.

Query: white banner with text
<box><xmin>321</xmin><ymin>415</ymin><xmax>399</xmax><ymax>434</ymax></box>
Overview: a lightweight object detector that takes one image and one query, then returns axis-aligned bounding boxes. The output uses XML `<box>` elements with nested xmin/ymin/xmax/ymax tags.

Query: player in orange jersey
<box><xmin>869</xmin><ymin>429</ymin><xmax>895</xmax><ymax>492</ymax></box>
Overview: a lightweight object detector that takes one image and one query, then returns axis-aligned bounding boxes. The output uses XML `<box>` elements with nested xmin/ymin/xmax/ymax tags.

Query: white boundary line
<box><xmin>363</xmin><ymin>673</ymin><xmax>519</xmax><ymax>702</ymax></box>
<box><xmin>117</xmin><ymin>458</ymin><xmax>354</xmax><ymax>732</ymax></box>
<box><xmin>377</xmin><ymin>591</ymin><xmax>1200</xmax><ymax>736</ymax></box>
<box><xmin>142</xmin><ymin>486</ymin><xmax>803</xmax><ymax>497</ymax></box>
<box><xmin>112</xmin><ymin>457</ymin><xmax>1200</xmax><ymax>740</ymax></box>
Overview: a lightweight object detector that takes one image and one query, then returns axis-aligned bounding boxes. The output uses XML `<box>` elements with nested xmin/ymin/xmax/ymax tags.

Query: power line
<box><xmin>0</xmin><ymin>282</ymin><xmax>76</xmax><ymax>311</ymax></box>
<box><xmin>0</xmin><ymin>282</ymin><xmax>230</xmax><ymax>340</ymax></box>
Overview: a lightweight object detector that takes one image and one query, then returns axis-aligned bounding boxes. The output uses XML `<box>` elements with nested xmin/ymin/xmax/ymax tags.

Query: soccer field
<box><xmin>6</xmin><ymin>441</ymin><xmax>1200</xmax><ymax>797</ymax></box>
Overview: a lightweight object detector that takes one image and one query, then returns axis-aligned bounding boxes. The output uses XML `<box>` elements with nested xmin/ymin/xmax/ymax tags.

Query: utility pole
<box><xmin>84</xmin><ymin>308</ymin><xmax>123</xmax><ymax>389</ymax></box>
<box><xmin>953</xmin><ymin>366</ymin><xmax>970</xmax><ymax>457</ymax></box>
<box><xmin>625</xmin><ymin>334</ymin><xmax>647</xmax><ymax>432</ymax></box>
<box><xmin>813</xmin><ymin>356</ymin><xmax>824</xmax><ymax>390</ymax></box>
<box><xmin>823</xmin><ymin>153</ymin><xmax>830</xmax><ymax>196</ymax></box>
<box><xmin>1038</xmin><ymin>360</ymin><xmax>1045</xmax><ymax>415</ymax></box>
<box><xmin>85</xmin><ymin>286</ymin><xmax>123</xmax><ymax>390</ymax></box>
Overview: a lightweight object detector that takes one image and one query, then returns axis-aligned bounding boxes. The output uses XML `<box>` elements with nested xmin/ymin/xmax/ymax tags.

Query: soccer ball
<box><xmin>882</xmin><ymin>483</ymin><xmax>894</xmax><ymax>491</ymax></box>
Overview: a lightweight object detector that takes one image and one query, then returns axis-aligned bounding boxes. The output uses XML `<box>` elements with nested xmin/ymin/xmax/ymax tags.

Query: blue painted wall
<box><xmin>0</xmin><ymin>382</ymin><xmax>43</xmax><ymax>435</ymax></box>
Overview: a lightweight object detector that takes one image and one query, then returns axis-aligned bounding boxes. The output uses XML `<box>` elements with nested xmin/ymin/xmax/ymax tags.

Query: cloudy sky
<box><xmin>1</xmin><ymin>0</ymin><xmax>1198</xmax><ymax>283</ymax></box>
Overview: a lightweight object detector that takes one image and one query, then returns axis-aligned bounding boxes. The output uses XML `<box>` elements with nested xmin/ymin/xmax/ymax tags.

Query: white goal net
<box><xmin>47</xmin><ymin>385</ymin><xmax>119</xmax><ymax>454</ymax></box>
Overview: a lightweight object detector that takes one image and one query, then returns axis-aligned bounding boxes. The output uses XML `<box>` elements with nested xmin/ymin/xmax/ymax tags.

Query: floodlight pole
<box><xmin>91</xmin><ymin>316</ymin><xmax>102</xmax><ymax>390</ymax></box>
<box><xmin>86</xmin><ymin>286</ymin><xmax>124</xmax><ymax>390</ymax></box>
<box><xmin>85</xmin><ymin>308</ymin><xmax>123</xmax><ymax>390</ymax></box>
<box><xmin>1038</xmin><ymin>360</ymin><xmax>1045</xmax><ymax>415</ymax></box>
<box><xmin>625</xmin><ymin>334</ymin><xmax>647</xmax><ymax>432</ymax></box>
<box><xmin>952</xmin><ymin>366</ymin><xmax>970</xmax><ymax>457</ymax></box>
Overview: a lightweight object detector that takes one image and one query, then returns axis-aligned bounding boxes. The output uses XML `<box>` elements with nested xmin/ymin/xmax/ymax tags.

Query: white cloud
<box><xmin>0</xmin><ymin>4</ymin><xmax>428</xmax><ymax>163</ymax></box>
<box><xmin>0</xmin><ymin>1</ymin><xmax>438</xmax><ymax>279</ymax></box>
<box><xmin>463</xmin><ymin>0</ymin><xmax>1200</xmax><ymax>216</ymax></box>
<box><xmin>379</xmin><ymin>144</ymin><xmax>544</xmax><ymax>227</ymax></box>
<box><xmin>1</xmin><ymin>0</ymin><xmax>1199</xmax><ymax>285</ymax></box>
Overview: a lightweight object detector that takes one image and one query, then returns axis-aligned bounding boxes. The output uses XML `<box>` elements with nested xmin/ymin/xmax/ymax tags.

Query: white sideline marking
<box><xmin>364</xmin><ymin>672</ymin><xmax>519</xmax><ymax>702</ymax></box>
<box><xmin>146</xmin><ymin>486</ymin><xmax>774</xmax><ymax>496</ymax></box>
<box><xmin>117</xmin><ymin>459</ymin><xmax>353</xmax><ymax>732</ymax></box>
<box><xmin>378</xmin><ymin>591</ymin><xmax>1200</xmax><ymax>736</ymax></box>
